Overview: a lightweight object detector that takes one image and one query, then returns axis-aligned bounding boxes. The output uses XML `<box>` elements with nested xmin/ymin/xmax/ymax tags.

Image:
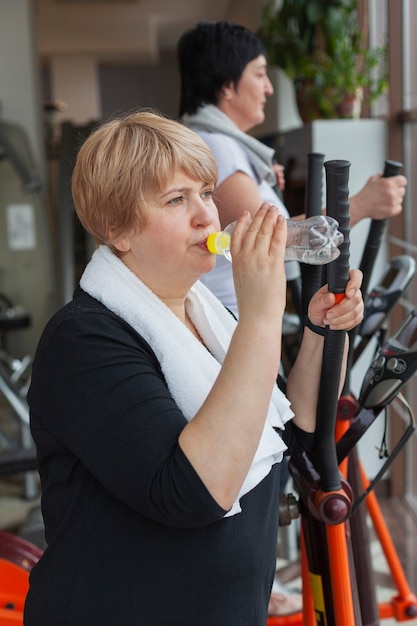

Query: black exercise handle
<box><xmin>301</xmin><ymin>153</ymin><xmax>326</xmax><ymax>318</ymax></box>
<box><xmin>305</xmin><ymin>153</ymin><xmax>325</xmax><ymax>218</ymax></box>
<box><xmin>342</xmin><ymin>159</ymin><xmax>404</xmax><ymax>392</ymax></box>
<box><xmin>383</xmin><ymin>159</ymin><xmax>403</xmax><ymax>178</ymax></box>
<box><xmin>359</xmin><ymin>160</ymin><xmax>403</xmax><ymax>297</ymax></box>
<box><xmin>315</xmin><ymin>330</ymin><xmax>347</xmax><ymax>492</ymax></box>
<box><xmin>325</xmin><ymin>160</ymin><xmax>351</xmax><ymax>296</ymax></box>
<box><xmin>314</xmin><ymin>160</ymin><xmax>351</xmax><ymax>493</ymax></box>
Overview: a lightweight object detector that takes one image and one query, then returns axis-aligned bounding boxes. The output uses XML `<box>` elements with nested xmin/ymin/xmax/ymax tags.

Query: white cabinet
<box><xmin>276</xmin><ymin>119</ymin><xmax>388</xmax><ymax>270</ymax></box>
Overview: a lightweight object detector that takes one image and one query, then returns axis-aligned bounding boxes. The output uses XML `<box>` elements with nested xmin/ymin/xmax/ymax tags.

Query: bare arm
<box><xmin>286</xmin><ymin>270</ymin><xmax>364</xmax><ymax>433</ymax></box>
<box><xmin>179</xmin><ymin>201</ymin><xmax>363</xmax><ymax>510</ymax></box>
<box><xmin>214</xmin><ymin>170</ymin><xmax>275</xmax><ymax>228</ymax></box>
<box><xmin>179</xmin><ymin>205</ymin><xmax>287</xmax><ymax>510</ymax></box>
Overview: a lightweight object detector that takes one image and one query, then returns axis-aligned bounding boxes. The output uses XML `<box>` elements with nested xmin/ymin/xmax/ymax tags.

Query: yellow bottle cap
<box><xmin>206</xmin><ymin>232</ymin><xmax>231</xmax><ymax>255</ymax></box>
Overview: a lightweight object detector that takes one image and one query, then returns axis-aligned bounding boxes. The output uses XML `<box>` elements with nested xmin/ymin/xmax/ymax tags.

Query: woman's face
<box><xmin>222</xmin><ymin>55</ymin><xmax>274</xmax><ymax>132</ymax></box>
<box><xmin>113</xmin><ymin>169</ymin><xmax>220</xmax><ymax>299</ymax></box>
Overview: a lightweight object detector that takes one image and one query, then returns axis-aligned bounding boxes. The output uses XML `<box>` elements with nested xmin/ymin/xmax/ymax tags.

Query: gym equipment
<box><xmin>0</xmin><ymin>531</ymin><xmax>42</xmax><ymax>625</ymax></box>
<box><xmin>269</xmin><ymin>158</ymin><xmax>417</xmax><ymax>625</ymax></box>
<box><xmin>0</xmin><ymin>294</ymin><xmax>37</xmax><ymax>499</ymax></box>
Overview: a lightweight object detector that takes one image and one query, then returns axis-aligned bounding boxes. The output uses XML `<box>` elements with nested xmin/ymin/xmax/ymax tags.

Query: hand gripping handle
<box><xmin>359</xmin><ymin>159</ymin><xmax>403</xmax><ymax>296</ymax></box>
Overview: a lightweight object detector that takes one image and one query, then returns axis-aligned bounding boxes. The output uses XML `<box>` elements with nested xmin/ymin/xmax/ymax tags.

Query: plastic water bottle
<box><xmin>206</xmin><ymin>215</ymin><xmax>343</xmax><ymax>265</ymax></box>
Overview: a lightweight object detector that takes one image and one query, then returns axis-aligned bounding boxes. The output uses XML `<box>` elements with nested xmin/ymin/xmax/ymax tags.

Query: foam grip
<box><xmin>324</xmin><ymin>160</ymin><xmax>351</xmax><ymax>296</ymax></box>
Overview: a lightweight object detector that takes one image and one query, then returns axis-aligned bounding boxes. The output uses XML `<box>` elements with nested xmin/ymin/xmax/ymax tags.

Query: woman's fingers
<box><xmin>309</xmin><ymin>269</ymin><xmax>364</xmax><ymax>330</ymax></box>
<box><xmin>232</xmin><ymin>203</ymin><xmax>286</xmax><ymax>258</ymax></box>
<box><xmin>324</xmin><ymin>272</ymin><xmax>364</xmax><ymax>329</ymax></box>
<box><xmin>232</xmin><ymin>203</ymin><xmax>287</xmax><ymax>323</ymax></box>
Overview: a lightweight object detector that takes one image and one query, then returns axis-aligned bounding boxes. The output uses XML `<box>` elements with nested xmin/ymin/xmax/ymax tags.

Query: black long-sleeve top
<box><xmin>24</xmin><ymin>289</ymin><xmax>313</xmax><ymax>626</ymax></box>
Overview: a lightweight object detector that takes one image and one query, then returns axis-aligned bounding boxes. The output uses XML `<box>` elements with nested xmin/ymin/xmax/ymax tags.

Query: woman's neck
<box><xmin>216</xmin><ymin>102</ymin><xmax>251</xmax><ymax>133</ymax></box>
<box><xmin>161</xmin><ymin>297</ymin><xmax>204</xmax><ymax>345</ymax></box>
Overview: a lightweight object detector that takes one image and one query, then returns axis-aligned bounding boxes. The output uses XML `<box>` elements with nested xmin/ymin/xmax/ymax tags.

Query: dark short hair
<box><xmin>178</xmin><ymin>21</ymin><xmax>266</xmax><ymax>116</ymax></box>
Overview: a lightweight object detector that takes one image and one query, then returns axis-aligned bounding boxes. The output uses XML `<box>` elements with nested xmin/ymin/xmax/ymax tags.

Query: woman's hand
<box><xmin>231</xmin><ymin>203</ymin><xmax>288</xmax><ymax>324</ymax></box>
<box><xmin>288</xmin><ymin>269</ymin><xmax>363</xmax><ymax>432</ymax></box>
<box><xmin>273</xmin><ymin>163</ymin><xmax>286</xmax><ymax>191</ymax></box>
<box><xmin>308</xmin><ymin>268</ymin><xmax>364</xmax><ymax>331</ymax></box>
<box><xmin>349</xmin><ymin>174</ymin><xmax>406</xmax><ymax>226</ymax></box>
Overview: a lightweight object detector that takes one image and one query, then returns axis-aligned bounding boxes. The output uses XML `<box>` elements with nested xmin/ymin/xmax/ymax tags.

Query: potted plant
<box><xmin>257</xmin><ymin>0</ymin><xmax>388</xmax><ymax>122</ymax></box>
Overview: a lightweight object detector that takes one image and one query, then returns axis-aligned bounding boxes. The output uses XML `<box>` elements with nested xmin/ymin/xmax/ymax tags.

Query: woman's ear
<box><xmin>107</xmin><ymin>230</ymin><xmax>131</xmax><ymax>253</ymax></box>
<box><xmin>219</xmin><ymin>81</ymin><xmax>235</xmax><ymax>101</ymax></box>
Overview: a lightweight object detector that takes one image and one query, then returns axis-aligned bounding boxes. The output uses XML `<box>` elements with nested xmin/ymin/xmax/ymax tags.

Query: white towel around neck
<box><xmin>80</xmin><ymin>245</ymin><xmax>293</xmax><ymax>516</ymax></box>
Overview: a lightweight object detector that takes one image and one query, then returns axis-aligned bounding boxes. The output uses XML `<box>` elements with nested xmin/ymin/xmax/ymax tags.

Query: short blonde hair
<box><xmin>71</xmin><ymin>109</ymin><xmax>218</xmax><ymax>249</ymax></box>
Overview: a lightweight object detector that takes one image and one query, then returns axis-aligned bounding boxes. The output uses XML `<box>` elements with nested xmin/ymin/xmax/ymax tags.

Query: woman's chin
<box><xmin>198</xmin><ymin>257</ymin><xmax>217</xmax><ymax>277</ymax></box>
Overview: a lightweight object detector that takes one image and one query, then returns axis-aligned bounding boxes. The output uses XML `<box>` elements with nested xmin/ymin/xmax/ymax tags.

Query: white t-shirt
<box><xmin>196</xmin><ymin>130</ymin><xmax>295</xmax><ymax>317</ymax></box>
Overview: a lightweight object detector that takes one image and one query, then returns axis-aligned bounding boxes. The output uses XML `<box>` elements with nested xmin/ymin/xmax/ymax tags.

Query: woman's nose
<box><xmin>192</xmin><ymin>198</ymin><xmax>215</xmax><ymax>227</ymax></box>
<box><xmin>265</xmin><ymin>76</ymin><xmax>274</xmax><ymax>96</ymax></box>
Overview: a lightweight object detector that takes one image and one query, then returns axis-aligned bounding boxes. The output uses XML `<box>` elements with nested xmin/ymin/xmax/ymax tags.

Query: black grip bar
<box><xmin>326</xmin><ymin>161</ymin><xmax>351</xmax><ymax>295</ymax></box>
<box><xmin>344</xmin><ymin>160</ymin><xmax>403</xmax><ymax>391</ymax></box>
<box><xmin>301</xmin><ymin>153</ymin><xmax>326</xmax><ymax>317</ymax></box>
<box><xmin>305</xmin><ymin>153</ymin><xmax>325</xmax><ymax>218</ymax></box>
<box><xmin>314</xmin><ymin>160</ymin><xmax>351</xmax><ymax>493</ymax></box>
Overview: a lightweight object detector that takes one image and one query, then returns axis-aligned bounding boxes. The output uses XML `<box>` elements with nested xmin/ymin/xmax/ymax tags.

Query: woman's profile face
<box><xmin>112</xmin><ymin>169</ymin><xmax>220</xmax><ymax>298</ymax></box>
<box><xmin>224</xmin><ymin>55</ymin><xmax>274</xmax><ymax>132</ymax></box>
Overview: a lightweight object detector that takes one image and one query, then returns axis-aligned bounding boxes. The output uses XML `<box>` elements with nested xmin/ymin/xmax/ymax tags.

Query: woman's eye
<box><xmin>168</xmin><ymin>196</ymin><xmax>182</xmax><ymax>205</ymax></box>
<box><xmin>202</xmin><ymin>190</ymin><xmax>214</xmax><ymax>200</ymax></box>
